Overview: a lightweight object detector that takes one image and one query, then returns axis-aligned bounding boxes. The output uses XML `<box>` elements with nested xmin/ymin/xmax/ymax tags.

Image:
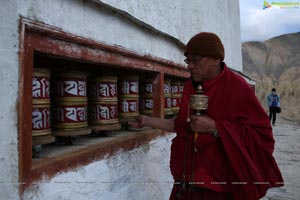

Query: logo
<box><xmin>263</xmin><ymin>1</ymin><xmax>300</xmax><ymax>9</ymax></box>
<box><xmin>263</xmin><ymin>1</ymin><xmax>272</xmax><ymax>9</ymax></box>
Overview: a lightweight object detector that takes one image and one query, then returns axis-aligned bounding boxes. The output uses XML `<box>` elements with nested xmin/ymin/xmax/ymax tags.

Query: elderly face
<box><xmin>185</xmin><ymin>55</ymin><xmax>221</xmax><ymax>82</ymax></box>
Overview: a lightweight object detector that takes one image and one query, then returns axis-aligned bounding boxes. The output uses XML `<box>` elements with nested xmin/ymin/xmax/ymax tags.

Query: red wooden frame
<box><xmin>18</xmin><ymin>18</ymin><xmax>189</xmax><ymax>194</ymax></box>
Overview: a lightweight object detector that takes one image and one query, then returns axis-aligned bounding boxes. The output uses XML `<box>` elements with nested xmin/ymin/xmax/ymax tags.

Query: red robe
<box><xmin>171</xmin><ymin>64</ymin><xmax>283</xmax><ymax>199</ymax></box>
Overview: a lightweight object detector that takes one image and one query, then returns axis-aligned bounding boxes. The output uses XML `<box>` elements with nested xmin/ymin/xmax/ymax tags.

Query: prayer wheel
<box><xmin>88</xmin><ymin>76</ymin><xmax>117</xmax><ymax>102</ymax></box>
<box><xmin>171</xmin><ymin>81</ymin><xmax>182</xmax><ymax>116</ymax></box>
<box><xmin>52</xmin><ymin>71</ymin><xmax>87</xmax><ymax>102</ymax></box>
<box><xmin>88</xmin><ymin>76</ymin><xmax>120</xmax><ymax>130</ymax></box>
<box><xmin>164</xmin><ymin>79</ymin><xmax>173</xmax><ymax>116</ymax></box>
<box><xmin>32</xmin><ymin>104</ymin><xmax>51</xmax><ymax>136</ymax></box>
<box><xmin>32</xmin><ymin>68</ymin><xmax>55</xmax><ymax>145</ymax></box>
<box><xmin>32</xmin><ymin>68</ymin><xmax>51</xmax><ymax>104</ymax></box>
<box><xmin>164</xmin><ymin>97</ymin><xmax>173</xmax><ymax>116</ymax></box>
<box><xmin>119</xmin><ymin>97</ymin><xmax>139</xmax><ymax>120</ymax></box>
<box><xmin>52</xmin><ymin>101</ymin><xmax>88</xmax><ymax>130</ymax></box>
<box><xmin>140</xmin><ymin>97</ymin><xmax>153</xmax><ymax>116</ymax></box>
<box><xmin>139</xmin><ymin>78</ymin><xmax>154</xmax><ymax>116</ymax></box>
<box><xmin>89</xmin><ymin>101</ymin><xmax>118</xmax><ymax>125</ymax></box>
<box><xmin>118</xmin><ymin>75</ymin><xmax>139</xmax><ymax>121</ymax></box>
<box><xmin>52</xmin><ymin>71</ymin><xmax>90</xmax><ymax>136</ymax></box>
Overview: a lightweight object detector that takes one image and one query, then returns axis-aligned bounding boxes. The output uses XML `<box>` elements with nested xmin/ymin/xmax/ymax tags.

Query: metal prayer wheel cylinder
<box><xmin>119</xmin><ymin>97</ymin><xmax>139</xmax><ymax>120</ymax></box>
<box><xmin>139</xmin><ymin>78</ymin><xmax>154</xmax><ymax>116</ymax></box>
<box><xmin>32</xmin><ymin>104</ymin><xmax>51</xmax><ymax>136</ymax></box>
<box><xmin>139</xmin><ymin>79</ymin><xmax>154</xmax><ymax>97</ymax></box>
<box><xmin>32</xmin><ymin>68</ymin><xmax>51</xmax><ymax>104</ymax></box>
<box><xmin>171</xmin><ymin>80</ymin><xmax>182</xmax><ymax>116</ymax></box>
<box><xmin>88</xmin><ymin>76</ymin><xmax>117</xmax><ymax>102</ymax></box>
<box><xmin>164</xmin><ymin>97</ymin><xmax>173</xmax><ymax>116</ymax></box>
<box><xmin>88</xmin><ymin>76</ymin><xmax>119</xmax><ymax>126</ymax></box>
<box><xmin>52</xmin><ymin>101</ymin><xmax>88</xmax><ymax>130</ymax></box>
<box><xmin>32</xmin><ymin>68</ymin><xmax>54</xmax><ymax>145</ymax></box>
<box><xmin>171</xmin><ymin>97</ymin><xmax>181</xmax><ymax>115</ymax></box>
<box><xmin>164</xmin><ymin>79</ymin><xmax>171</xmax><ymax>98</ymax></box>
<box><xmin>52</xmin><ymin>71</ymin><xmax>87</xmax><ymax>102</ymax></box>
<box><xmin>118</xmin><ymin>75</ymin><xmax>139</xmax><ymax>98</ymax></box>
<box><xmin>118</xmin><ymin>75</ymin><xmax>139</xmax><ymax>121</ymax></box>
<box><xmin>164</xmin><ymin>79</ymin><xmax>173</xmax><ymax>116</ymax></box>
<box><xmin>89</xmin><ymin>101</ymin><xmax>118</xmax><ymax>125</ymax></box>
<box><xmin>140</xmin><ymin>97</ymin><xmax>153</xmax><ymax>116</ymax></box>
<box><xmin>189</xmin><ymin>85</ymin><xmax>208</xmax><ymax>114</ymax></box>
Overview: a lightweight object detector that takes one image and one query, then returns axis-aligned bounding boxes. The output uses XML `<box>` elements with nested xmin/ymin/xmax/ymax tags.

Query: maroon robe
<box><xmin>170</xmin><ymin>64</ymin><xmax>283</xmax><ymax>199</ymax></box>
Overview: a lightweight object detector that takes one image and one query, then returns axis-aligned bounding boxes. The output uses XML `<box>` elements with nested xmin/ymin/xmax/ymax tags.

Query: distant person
<box><xmin>267</xmin><ymin>88</ymin><xmax>281</xmax><ymax>126</ymax></box>
<box><xmin>130</xmin><ymin>32</ymin><xmax>283</xmax><ymax>199</ymax></box>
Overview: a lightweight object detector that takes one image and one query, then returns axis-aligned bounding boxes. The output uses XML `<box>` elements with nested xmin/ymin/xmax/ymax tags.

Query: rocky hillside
<box><xmin>242</xmin><ymin>32</ymin><xmax>300</xmax><ymax>122</ymax></box>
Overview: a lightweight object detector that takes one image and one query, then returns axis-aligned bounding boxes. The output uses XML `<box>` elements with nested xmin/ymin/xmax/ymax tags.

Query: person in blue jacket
<box><xmin>267</xmin><ymin>88</ymin><xmax>280</xmax><ymax>125</ymax></box>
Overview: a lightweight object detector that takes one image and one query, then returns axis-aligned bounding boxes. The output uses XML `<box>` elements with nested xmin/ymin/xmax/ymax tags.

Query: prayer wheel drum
<box><xmin>140</xmin><ymin>97</ymin><xmax>153</xmax><ymax>116</ymax></box>
<box><xmin>32</xmin><ymin>68</ymin><xmax>54</xmax><ymax>145</ymax></box>
<box><xmin>88</xmin><ymin>76</ymin><xmax>120</xmax><ymax>128</ymax></box>
<box><xmin>118</xmin><ymin>75</ymin><xmax>139</xmax><ymax>121</ymax></box>
<box><xmin>88</xmin><ymin>76</ymin><xmax>117</xmax><ymax>102</ymax></box>
<box><xmin>119</xmin><ymin>97</ymin><xmax>139</xmax><ymax>121</ymax></box>
<box><xmin>52</xmin><ymin>71</ymin><xmax>90</xmax><ymax>135</ymax></box>
<box><xmin>139</xmin><ymin>78</ymin><xmax>154</xmax><ymax>116</ymax></box>
<box><xmin>32</xmin><ymin>68</ymin><xmax>51</xmax><ymax>104</ymax></box>
<box><xmin>164</xmin><ymin>79</ymin><xmax>173</xmax><ymax>115</ymax></box>
<box><xmin>52</xmin><ymin>101</ymin><xmax>88</xmax><ymax>130</ymax></box>
<box><xmin>171</xmin><ymin>81</ymin><xmax>182</xmax><ymax>116</ymax></box>
<box><xmin>89</xmin><ymin>101</ymin><xmax>118</xmax><ymax>125</ymax></box>
<box><xmin>52</xmin><ymin>71</ymin><xmax>87</xmax><ymax>102</ymax></box>
<box><xmin>32</xmin><ymin>104</ymin><xmax>51</xmax><ymax>136</ymax></box>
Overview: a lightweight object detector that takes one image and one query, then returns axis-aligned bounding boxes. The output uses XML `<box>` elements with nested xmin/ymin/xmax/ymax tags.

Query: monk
<box><xmin>129</xmin><ymin>32</ymin><xmax>283</xmax><ymax>200</ymax></box>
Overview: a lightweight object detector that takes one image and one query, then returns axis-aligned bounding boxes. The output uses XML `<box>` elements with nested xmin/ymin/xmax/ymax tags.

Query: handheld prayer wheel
<box><xmin>188</xmin><ymin>85</ymin><xmax>208</xmax><ymax>152</ymax></box>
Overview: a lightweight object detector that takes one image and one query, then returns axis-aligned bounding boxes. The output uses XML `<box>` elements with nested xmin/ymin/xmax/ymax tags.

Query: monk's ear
<box><xmin>213</xmin><ymin>58</ymin><xmax>221</xmax><ymax>66</ymax></box>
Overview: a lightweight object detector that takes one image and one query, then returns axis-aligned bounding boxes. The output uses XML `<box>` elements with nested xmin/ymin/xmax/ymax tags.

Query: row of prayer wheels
<box><xmin>31</xmin><ymin>68</ymin><xmax>184</xmax><ymax>146</ymax></box>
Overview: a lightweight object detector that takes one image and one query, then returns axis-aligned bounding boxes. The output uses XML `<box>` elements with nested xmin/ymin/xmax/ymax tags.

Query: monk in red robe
<box><xmin>129</xmin><ymin>32</ymin><xmax>283</xmax><ymax>200</ymax></box>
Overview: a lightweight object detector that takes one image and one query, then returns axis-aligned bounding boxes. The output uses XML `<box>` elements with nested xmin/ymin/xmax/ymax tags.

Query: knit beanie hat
<box><xmin>184</xmin><ymin>32</ymin><xmax>225</xmax><ymax>61</ymax></box>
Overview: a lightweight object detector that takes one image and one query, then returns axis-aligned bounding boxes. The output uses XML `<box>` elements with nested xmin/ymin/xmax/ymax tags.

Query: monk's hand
<box><xmin>128</xmin><ymin>115</ymin><xmax>148</xmax><ymax>128</ymax></box>
<box><xmin>189</xmin><ymin>115</ymin><xmax>216</xmax><ymax>134</ymax></box>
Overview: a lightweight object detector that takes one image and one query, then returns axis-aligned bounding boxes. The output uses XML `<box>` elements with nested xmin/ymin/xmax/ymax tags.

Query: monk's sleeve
<box><xmin>214</xmin><ymin>86</ymin><xmax>283</xmax><ymax>200</ymax></box>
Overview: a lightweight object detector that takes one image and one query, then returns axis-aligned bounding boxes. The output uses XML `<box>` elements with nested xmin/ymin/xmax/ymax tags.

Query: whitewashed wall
<box><xmin>22</xmin><ymin>134</ymin><xmax>175</xmax><ymax>200</ymax></box>
<box><xmin>0</xmin><ymin>1</ymin><xmax>21</xmax><ymax>200</ymax></box>
<box><xmin>92</xmin><ymin>0</ymin><xmax>242</xmax><ymax>70</ymax></box>
<box><xmin>0</xmin><ymin>0</ymin><xmax>241</xmax><ymax>199</ymax></box>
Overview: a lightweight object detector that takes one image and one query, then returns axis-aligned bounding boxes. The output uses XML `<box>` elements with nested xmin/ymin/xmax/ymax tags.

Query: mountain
<box><xmin>242</xmin><ymin>32</ymin><xmax>300</xmax><ymax>122</ymax></box>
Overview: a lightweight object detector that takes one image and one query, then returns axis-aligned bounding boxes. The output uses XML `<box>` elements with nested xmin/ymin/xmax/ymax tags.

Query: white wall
<box><xmin>0</xmin><ymin>1</ymin><xmax>21</xmax><ymax>200</ymax></box>
<box><xmin>93</xmin><ymin>0</ymin><xmax>243</xmax><ymax>70</ymax></box>
<box><xmin>22</xmin><ymin>134</ymin><xmax>175</xmax><ymax>200</ymax></box>
<box><xmin>0</xmin><ymin>0</ymin><xmax>242</xmax><ymax>199</ymax></box>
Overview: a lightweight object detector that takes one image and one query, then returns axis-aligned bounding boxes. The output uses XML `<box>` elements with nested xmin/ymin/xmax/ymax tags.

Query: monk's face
<box><xmin>185</xmin><ymin>55</ymin><xmax>221</xmax><ymax>82</ymax></box>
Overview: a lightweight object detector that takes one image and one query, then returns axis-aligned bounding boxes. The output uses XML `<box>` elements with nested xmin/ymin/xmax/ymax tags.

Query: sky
<box><xmin>239</xmin><ymin>0</ymin><xmax>300</xmax><ymax>42</ymax></box>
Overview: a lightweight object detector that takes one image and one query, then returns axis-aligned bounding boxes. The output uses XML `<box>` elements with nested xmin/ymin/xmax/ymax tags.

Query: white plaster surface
<box><xmin>0</xmin><ymin>1</ymin><xmax>22</xmax><ymax>199</ymax></box>
<box><xmin>94</xmin><ymin>0</ymin><xmax>243</xmax><ymax>70</ymax></box>
<box><xmin>22</xmin><ymin>134</ymin><xmax>175</xmax><ymax>200</ymax></box>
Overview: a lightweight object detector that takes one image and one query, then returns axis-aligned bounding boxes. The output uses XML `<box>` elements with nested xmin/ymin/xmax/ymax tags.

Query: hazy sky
<box><xmin>239</xmin><ymin>0</ymin><xmax>300</xmax><ymax>42</ymax></box>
